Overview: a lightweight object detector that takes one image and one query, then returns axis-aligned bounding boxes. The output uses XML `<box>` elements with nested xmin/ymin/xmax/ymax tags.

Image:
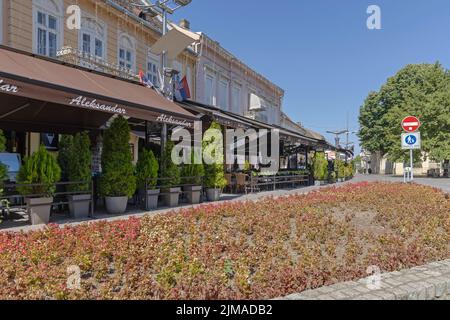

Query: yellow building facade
<box><xmin>0</xmin><ymin>0</ymin><xmax>197</xmax><ymax>160</ymax></box>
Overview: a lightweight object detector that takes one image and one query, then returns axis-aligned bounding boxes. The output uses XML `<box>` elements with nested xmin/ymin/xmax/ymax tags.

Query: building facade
<box><xmin>192</xmin><ymin>31</ymin><xmax>284</xmax><ymax>126</ymax></box>
<box><xmin>0</xmin><ymin>0</ymin><xmax>197</xmax><ymax>159</ymax></box>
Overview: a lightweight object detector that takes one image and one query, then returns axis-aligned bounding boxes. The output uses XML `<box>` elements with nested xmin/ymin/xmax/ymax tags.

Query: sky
<box><xmin>170</xmin><ymin>0</ymin><xmax>450</xmax><ymax>153</ymax></box>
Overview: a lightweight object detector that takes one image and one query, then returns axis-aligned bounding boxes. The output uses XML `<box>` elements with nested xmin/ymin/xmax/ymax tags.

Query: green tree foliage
<box><xmin>335</xmin><ymin>159</ymin><xmax>345</xmax><ymax>179</ymax></box>
<box><xmin>180</xmin><ymin>151</ymin><xmax>205</xmax><ymax>185</ymax></box>
<box><xmin>203</xmin><ymin>121</ymin><xmax>227</xmax><ymax>189</ymax></box>
<box><xmin>67</xmin><ymin>132</ymin><xmax>92</xmax><ymax>192</ymax></box>
<box><xmin>57</xmin><ymin>135</ymin><xmax>73</xmax><ymax>182</ymax></box>
<box><xmin>136</xmin><ymin>148</ymin><xmax>159</xmax><ymax>190</ymax></box>
<box><xmin>99</xmin><ymin>116</ymin><xmax>136</xmax><ymax>197</ymax></box>
<box><xmin>17</xmin><ymin>145</ymin><xmax>61</xmax><ymax>196</ymax></box>
<box><xmin>312</xmin><ymin>152</ymin><xmax>328</xmax><ymax>181</ymax></box>
<box><xmin>160</xmin><ymin>141</ymin><xmax>180</xmax><ymax>188</ymax></box>
<box><xmin>359</xmin><ymin>63</ymin><xmax>450</xmax><ymax>162</ymax></box>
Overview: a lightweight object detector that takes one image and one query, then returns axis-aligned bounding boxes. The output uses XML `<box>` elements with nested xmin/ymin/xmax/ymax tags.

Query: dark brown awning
<box><xmin>0</xmin><ymin>46</ymin><xmax>195</xmax><ymax>132</ymax></box>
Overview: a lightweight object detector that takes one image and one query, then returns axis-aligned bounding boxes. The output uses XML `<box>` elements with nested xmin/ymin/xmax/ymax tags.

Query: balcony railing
<box><xmin>56</xmin><ymin>46</ymin><xmax>138</xmax><ymax>81</ymax></box>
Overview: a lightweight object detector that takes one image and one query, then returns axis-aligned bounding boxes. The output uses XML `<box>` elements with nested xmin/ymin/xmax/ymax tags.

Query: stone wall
<box><xmin>280</xmin><ymin>259</ymin><xmax>450</xmax><ymax>300</ymax></box>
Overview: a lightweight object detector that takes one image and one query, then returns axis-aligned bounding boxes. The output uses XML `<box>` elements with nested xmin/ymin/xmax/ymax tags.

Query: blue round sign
<box><xmin>405</xmin><ymin>135</ymin><xmax>417</xmax><ymax>145</ymax></box>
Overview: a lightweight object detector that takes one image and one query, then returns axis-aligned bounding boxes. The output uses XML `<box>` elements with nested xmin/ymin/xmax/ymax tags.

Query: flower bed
<box><xmin>0</xmin><ymin>182</ymin><xmax>449</xmax><ymax>299</ymax></box>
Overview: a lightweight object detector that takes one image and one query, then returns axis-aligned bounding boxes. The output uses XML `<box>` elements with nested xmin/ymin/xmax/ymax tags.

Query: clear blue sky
<box><xmin>171</xmin><ymin>0</ymin><xmax>450</xmax><ymax>153</ymax></box>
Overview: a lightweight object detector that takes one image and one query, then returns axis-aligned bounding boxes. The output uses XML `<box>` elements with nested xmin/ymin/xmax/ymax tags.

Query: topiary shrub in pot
<box><xmin>313</xmin><ymin>152</ymin><xmax>328</xmax><ymax>186</ymax></box>
<box><xmin>181</xmin><ymin>151</ymin><xmax>204</xmax><ymax>204</ymax></box>
<box><xmin>17</xmin><ymin>145</ymin><xmax>61</xmax><ymax>225</ymax></box>
<box><xmin>203</xmin><ymin>121</ymin><xmax>227</xmax><ymax>202</ymax></box>
<box><xmin>99</xmin><ymin>116</ymin><xmax>136</xmax><ymax>214</ymax></box>
<box><xmin>160</xmin><ymin>141</ymin><xmax>181</xmax><ymax>207</ymax></box>
<box><xmin>66</xmin><ymin>132</ymin><xmax>92</xmax><ymax>219</ymax></box>
<box><xmin>136</xmin><ymin>148</ymin><xmax>159</xmax><ymax>210</ymax></box>
<box><xmin>335</xmin><ymin>159</ymin><xmax>345</xmax><ymax>183</ymax></box>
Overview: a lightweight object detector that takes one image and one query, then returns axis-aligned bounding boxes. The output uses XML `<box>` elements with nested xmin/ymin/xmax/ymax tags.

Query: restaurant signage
<box><xmin>69</xmin><ymin>96</ymin><xmax>127</xmax><ymax>115</ymax></box>
<box><xmin>156</xmin><ymin>113</ymin><xmax>192</xmax><ymax>128</ymax></box>
<box><xmin>0</xmin><ymin>79</ymin><xmax>19</xmax><ymax>93</ymax></box>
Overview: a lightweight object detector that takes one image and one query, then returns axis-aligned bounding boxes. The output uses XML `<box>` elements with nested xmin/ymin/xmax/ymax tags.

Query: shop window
<box><xmin>33</xmin><ymin>0</ymin><xmax>63</xmax><ymax>58</ymax></box>
<box><xmin>118</xmin><ymin>33</ymin><xmax>136</xmax><ymax>72</ymax></box>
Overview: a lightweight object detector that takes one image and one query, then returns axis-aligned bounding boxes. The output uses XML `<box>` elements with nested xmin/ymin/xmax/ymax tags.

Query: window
<box><xmin>186</xmin><ymin>66</ymin><xmax>193</xmax><ymax>96</ymax></box>
<box><xmin>218</xmin><ymin>78</ymin><xmax>229</xmax><ymax>110</ymax></box>
<box><xmin>204</xmin><ymin>73</ymin><xmax>216</xmax><ymax>106</ymax></box>
<box><xmin>147</xmin><ymin>51</ymin><xmax>160</xmax><ymax>87</ymax></box>
<box><xmin>231</xmin><ymin>84</ymin><xmax>242</xmax><ymax>115</ymax></box>
<box><xmin>79</xmin><ymin>17</ymin><xmax>106</xmax><ymax>60</ymax></box>
<box><xmin>33</xmin><ymin>0</ymin><xmax>63</xmax><ymax>58</ymax></box>
<box><xmin>118</xmin><ymin>33</ymin><xmax>136</xmax><ymax>72</ymax></box>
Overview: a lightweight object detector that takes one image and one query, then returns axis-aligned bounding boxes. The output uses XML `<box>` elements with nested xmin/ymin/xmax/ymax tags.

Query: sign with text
<box><xmin>401</xmin><ymin>132</ymin><xmax>421</xmax><ymax>150</ymax></box>
<box><xmin>401</xmin><ymin>116</ymin><xmax>421</xmax><ymax>133</ymax></box>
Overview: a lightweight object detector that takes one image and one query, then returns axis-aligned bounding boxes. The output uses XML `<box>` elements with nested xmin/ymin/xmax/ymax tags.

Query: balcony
<box><xmin>56</xmin><ymin>46</ymin><xmax>138</xmax><ymax>81</ymax></box>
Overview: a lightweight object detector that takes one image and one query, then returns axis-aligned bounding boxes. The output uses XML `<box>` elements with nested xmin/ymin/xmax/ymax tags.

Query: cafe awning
<box><xmin>0</xmin><ymin>46</ymin><xmax>195</xmax><ymax>133</ymax></box>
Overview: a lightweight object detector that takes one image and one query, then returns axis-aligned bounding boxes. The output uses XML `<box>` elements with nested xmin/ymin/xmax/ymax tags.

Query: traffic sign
<box><xmin>401</xmin><ymin>132</ymin><xmax>421</xmax><ymax>150</ymax></box>
<box><xmin>401</xmin><ymin>116</ymin><xmax>421</xmax><ymax>133</ymax></box>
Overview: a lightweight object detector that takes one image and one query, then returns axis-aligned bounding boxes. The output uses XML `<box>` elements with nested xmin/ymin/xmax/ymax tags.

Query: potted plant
<box><xmin>66</xmin><ymin>132</ymin><xmax>92</xmax><ymax>218</ymax></box>
<box><xmin>136</xmin><ymin>148</ymin><xmax>159</xmax><ymax>210</ymax></box>
<box><xmin>336</xmin><ymin>159</ymin><xmax>345</xmax><ymax>183</ymax></box>
<box><xmin>160</xmin><ymin>141</ymin><xmax>181</xmax><ymax>207</ymax></box>
<box><xmin>203</xmin><ymin>121</ymin><xmax>227</xmax><ymax>201</ymax></box>
<box><xmin>313</xmin><ymin>152</ymin><xmax>328</xmax><ymax>186</ymax></box>
<box><xmin>17</xmin><ymin>145</ymin><xmax>61</xmax><ymax>225</ymax></box>
<box><xmin>181</xmin><ymin>151</ymin><xmax>204</xmax><ymax>204</ymax></box>
<box><xmin>99</xmin><ymin>116</ymin><xmax>136</xmax><ymax>214</ymax></box>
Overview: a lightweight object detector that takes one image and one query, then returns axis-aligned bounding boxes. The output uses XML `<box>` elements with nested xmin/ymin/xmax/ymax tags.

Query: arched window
<box><xmin>118</xmin><ymin>33</ymin><xmax>136</xmax><ymax>72</ymax></box>
<box><xmin>79</xmin><ymin>16</ymin><xmax>107</xmax><ymax>60</ymax></box>
<box><xmin>32</xmin><ymin>0</ymin><xmax>63</xmax><ymax>58</ymax></box>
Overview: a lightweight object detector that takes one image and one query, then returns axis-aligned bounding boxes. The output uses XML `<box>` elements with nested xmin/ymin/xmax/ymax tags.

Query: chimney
<box><xmin>179</xmin><ymin>19</ymin><xmax>190</xmax><ymax>30</ymax></box>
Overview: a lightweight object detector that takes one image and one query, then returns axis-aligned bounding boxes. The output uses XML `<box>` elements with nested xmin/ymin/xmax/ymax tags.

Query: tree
<box><xmin>160</xmin><ymin>141</ymin><xmax>180</xmax><ymax>188</ymax></box>
<box><xmin>58</xmin><ymin>135</ymin><xmax>74</xmax><ymax>182</ymax></box>
<box><xmin>312</xmin><ymin>152</ymin><xmax>328</xmax><ymax>181</ymax></box>
<box><xmin>67</xmin><ymin>132</ymin><xmax>92</xmax><ymax>192</ymax></box>
<box><xmin>99</xmin><ymin>116</ymin><xmax>136</xmax><ymax>197</ymax></box>
<box><xmin>203</xmin><ymin>121</ymin><xmax>227</xmax><ymax>189</ymax></box>
<box><xmin>17</xmin><ymin>145</ymin><xmax>61</xmax><ymax>196</ymax></box>
<box><xmin>359</xmin><ymin>63</ymin><xmax>450</xmax><ymax>162</ymax></box>
<box><xmin>135</xmin><ymin>148</ymin><xmax>159</xmax><ymax>190</ymax></box>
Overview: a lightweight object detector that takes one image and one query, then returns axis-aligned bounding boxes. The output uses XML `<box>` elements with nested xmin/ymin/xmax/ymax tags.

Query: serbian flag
<box><xmin>174</xmin><ymin>75</ymin><xmax>191</xmax><ymax>102</ymax></box>
<box><xmin>138</xmin><ymin>70</ymin><xmax>154</xmax><ymax>89</ymax></box>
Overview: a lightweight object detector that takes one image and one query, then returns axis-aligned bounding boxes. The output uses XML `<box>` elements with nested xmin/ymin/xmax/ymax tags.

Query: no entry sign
<box><xmin>401</xmin><ymin>116</ymin><xmax>421</xmax><ymax>133</ymax></box>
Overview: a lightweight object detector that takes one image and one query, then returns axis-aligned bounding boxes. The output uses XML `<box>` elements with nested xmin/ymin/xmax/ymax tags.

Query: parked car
<box><xmin>0</xmin><ymin>152</ymin><xmax>22</xmax><ymax>182</ymax></box>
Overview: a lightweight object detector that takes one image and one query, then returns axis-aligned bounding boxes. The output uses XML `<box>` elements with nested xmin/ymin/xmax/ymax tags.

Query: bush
<box><xmin>99</xmin><ymin>116</ymin><xmax>136</xmax><ymax>197</ymax></box>
<box><xmin>160</xmin><ymin>141</ymin><xmax>180</xmax><ymax>188</ymax></box>
<box><xmin>312</xmin><ymin>152</ymin><xmax>328</xmax><ymax>181</ymax></box>
<box><xmin>67</xmin><ymin>132</ymin><xmax>92</xmax><ymax>192</ymax></box>
<box><xmin>57</xmin><ymin>135</ymin><xmax>73</xmax><ymax>182</ymax></box>
<box><xmin>203</xmin><ymin>121</ymin><xmax>227</xmax><ymax>189</ymax></box>
<box><xmin>136</xmin><ymin>148</ymin><xmax>159</xmax><ymax>190</ymax></box>
<box><xmin>17</xmin><ymin>145</ymin><xmax>61</xmax><ymax>197</ymax></box>
<box><xmin>335</xmin><ymin>159</ymin><xmax>345</xmax><ymax>179</ymax></box>
<box><xmin>180</xmin><ymin>151</ymin><xmax>204</xmax><ymax>185</ymax></box>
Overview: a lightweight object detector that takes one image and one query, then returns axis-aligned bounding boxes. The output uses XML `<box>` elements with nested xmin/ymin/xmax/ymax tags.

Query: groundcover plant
<box><xmin>0</xmin><ymin>182</ymin><xmax>448</xmax><ymax>300</ymax></box>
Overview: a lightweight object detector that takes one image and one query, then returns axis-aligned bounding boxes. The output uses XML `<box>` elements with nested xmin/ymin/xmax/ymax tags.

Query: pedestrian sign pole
<box><xmin>401</xmin><ymin>116</ymin><xmax>421</xmax><ymax>183</ymax></box>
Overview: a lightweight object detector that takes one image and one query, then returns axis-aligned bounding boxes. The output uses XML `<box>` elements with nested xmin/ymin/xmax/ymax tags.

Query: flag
<box><xmin>138</xmin><ymin>70</ymin><xmax>154</xmax><ymax>89</ymax></box>
<box><xmin>174</xmin><ymin>75</ymin><xmax>191</xmax><ymax>102</ymax></box>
